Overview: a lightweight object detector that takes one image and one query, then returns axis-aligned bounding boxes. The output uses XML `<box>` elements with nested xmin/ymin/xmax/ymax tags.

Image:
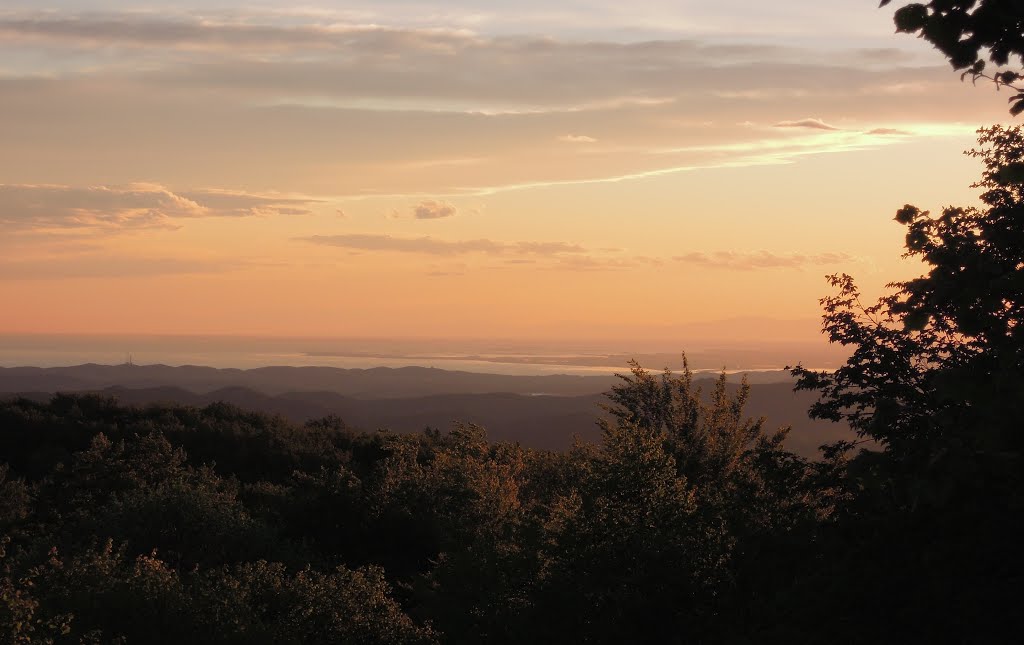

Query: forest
<box><xmin>4</xmin><ymin>2</ymin><xmax>1024</xmax><ymax>642</ymax></box>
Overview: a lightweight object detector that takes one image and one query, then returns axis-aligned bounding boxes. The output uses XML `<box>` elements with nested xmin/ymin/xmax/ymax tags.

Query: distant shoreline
<box><xmin>0</xmin><ymin>333</ymin><xmax>849</xmax><ymax>375</ymax></box>
<box><xmin>302</xmin><ymin>350</ymin><xmax>799</xmax><ymax>372</ymax></box>
<box><xmin>0</xmin><ymin>362</ymin><xmax>816</xmax><ymax>390</ymax></box>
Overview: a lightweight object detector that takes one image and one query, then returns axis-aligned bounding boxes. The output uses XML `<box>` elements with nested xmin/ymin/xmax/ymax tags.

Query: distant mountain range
<box><xmin>0</xmin><ymin>363</ymin><xmax>617</xmax><ymax>398</ymax></box>
<box><xmin>0</xmin><ymin>364</ymin><xmax>856</xmax><ymax>458</ymax></box>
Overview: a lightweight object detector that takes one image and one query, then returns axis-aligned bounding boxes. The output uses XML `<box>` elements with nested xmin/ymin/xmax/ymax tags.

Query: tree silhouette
<box><xmin>881</xmin><ymin>0</ymin><xmax>1024</xmax><ymax>113</ymax></box>
<box><xmin>781</xmin><ymin>126</ymin><xmax>1024</xmax><ymax>642</ymax></box>
<box><xmin>793</xmin><ymin>126</ymin><xmax>1024</xmax><ymax>472</ymax></box>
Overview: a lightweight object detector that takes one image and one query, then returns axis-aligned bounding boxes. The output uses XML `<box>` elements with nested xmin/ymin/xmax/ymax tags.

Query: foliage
<box><xmin>793</xmin><ymin>126</ymin><xmax>1024</xmax><ymax>468</ymax></box>
<box><xmin>788</xmin><ymin>125</ymin><xmax>1024</xmax><ymax>642</ymax></box>
<box><xmin>0</xmin><ymin>365</ymin><xmax>817</xmax><ymax>643</ymax></box>
<box><xmin>880</xmin><ymin>0</ymin><xmax>1024</xmax><ymax>113</ymax></box>
<box><xmin>0</xmin><ymin>538</ymin><xmax>71</xmax><ymax>645</ymax></box>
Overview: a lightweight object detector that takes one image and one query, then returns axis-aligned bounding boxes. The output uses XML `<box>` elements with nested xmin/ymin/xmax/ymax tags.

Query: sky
<box><xmin>0</xmin><ymin>1</ymin><xmax>1011</xmax><ymax>348</ymax></box>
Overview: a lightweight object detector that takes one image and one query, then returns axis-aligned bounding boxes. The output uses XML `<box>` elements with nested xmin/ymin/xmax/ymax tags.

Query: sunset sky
<box><xmin>0</xmin><ymin>1</ymin><xmax>1009</xmax><ymax>345</ymax></box>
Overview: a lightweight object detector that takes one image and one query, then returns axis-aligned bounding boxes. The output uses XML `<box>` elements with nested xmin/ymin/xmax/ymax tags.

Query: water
<box><xmin>0</xmin><ymin>334</ymin><xmax>628</xmax><ymax>375</ymax></box>
<box><xmin>0</xmin><ymin>333</ymin><xmax>842</xmax><ymax>379</ymax></box>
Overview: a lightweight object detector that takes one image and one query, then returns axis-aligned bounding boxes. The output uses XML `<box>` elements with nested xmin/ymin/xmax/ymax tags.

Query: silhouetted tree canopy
<box><xmin>785</xmin><ymin>126</ymin><xmax>1024</xmax><ymax>642</ymax></box>
<box><xmin>881</xmin><ymin>0</ymin><xmax>1024</xmax><ymax>113</ymax></box>
<box><xmin>0</xmin><ymin>362</ymin><xmax>843</xmax><ymax>644</ymax></box>
<box><xmin>793</xmin><ymin>126</ymin><xmax>1024</xmax><ymax>469</ymax></box>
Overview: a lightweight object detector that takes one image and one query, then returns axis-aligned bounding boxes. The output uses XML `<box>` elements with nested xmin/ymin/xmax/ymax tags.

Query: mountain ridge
<box><xmin>0</xmin><ymin>363</ymin><xmax>854</xmax><ymax>458</ymax></box>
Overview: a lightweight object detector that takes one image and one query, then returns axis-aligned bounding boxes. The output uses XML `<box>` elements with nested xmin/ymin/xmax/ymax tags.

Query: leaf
<box><xmin>893</xmin><ymin>4</ymin><xmax>930</xmax><ymax>33</ymax></box>
<box><xmin>879</xmin><ymin>0</ymin><xmax>892</xmax><ymax>6</ymax></box>
<box><xmin>894</xmin><ymin>205</ymin><xmax>920</xmax><ymax>225</ymax></box>
<box><xmin>903</xmin><ymin>309</ymin><xmax>930</xmax><ymax>332</ymax></box>
<box><xmin>1011</xmin><ymin>98</ymin><xmax>1024</xmax><ymax>117</ymax></box>
<box><xmin>994</xmin><ymin>161</ymin><xmax>1024</xmax><ymax>184</ymax></box>
<box><xmin>905</xmin><ymin>228</ymin><xmax>929</xmax><ymax>251</ymax></box>
<box><xmin>949</xmin><ymin>42</ymin><xmax>980</xmax><ymax>69</ymax></box>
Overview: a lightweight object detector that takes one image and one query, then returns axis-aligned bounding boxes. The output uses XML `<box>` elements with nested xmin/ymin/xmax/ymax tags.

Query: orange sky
<box><xmin>0</xmin><ymin>1</ymin><xmax>1011</xmax><ymax>346</ymax></box>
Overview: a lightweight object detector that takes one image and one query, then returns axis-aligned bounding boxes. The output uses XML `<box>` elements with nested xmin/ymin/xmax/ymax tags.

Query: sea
<box><xmin>0</xmin><ymin>334</ymin><xmax>843</xmax><ymax>381</ymax></box>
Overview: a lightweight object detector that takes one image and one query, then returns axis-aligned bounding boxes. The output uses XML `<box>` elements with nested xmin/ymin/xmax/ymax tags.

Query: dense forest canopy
<box><xmin>0</xmin><ymin>369</ymin><xmax>824</xmax><ymax>643</ymax></box>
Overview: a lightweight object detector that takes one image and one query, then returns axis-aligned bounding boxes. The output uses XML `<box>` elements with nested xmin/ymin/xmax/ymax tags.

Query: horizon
<box><xmin>0</xmin><ymin>329</ymin><xmax>847</xmax><ymax>374</ymax></box>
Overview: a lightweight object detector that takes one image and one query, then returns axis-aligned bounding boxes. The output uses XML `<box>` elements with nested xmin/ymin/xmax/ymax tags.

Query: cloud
<box><xmin>546</xmin><ymin>255</ymin><xmax>664</xmax><ymax>271</ymax></box>
<box><xmin>301</xmin><ymin>233</ymin><xmax>586</xmax><ymax>257</ymax></box>
<box><xmin>179</xmin><ymin>188</ymin><xmax>318</xmax><ymax>217</ymax></box>
<box><xmin>0</xmin><ymin>12</ymin><xmax>989</xmax><ymax>202</ymax></box>
<box><xmin>426</xmin><ymin>269</ymin><xmax>465</xmax><ymax>276</ymax></box>
<box><xmin>558</xmin><ymin>134</ymin><xmax>597</xmax><ymax>143</ymax></box>
<box><xmin>515</xmin><ymin>241</ymin><xmax>588</xmax><ymax>254</ymax></box>
<box><xmin>0</xmin><ymin>256</ymin><xmax>245</xmax><ymax>280</ymax></box>
<box><xmin>0</xmin><ymin>16</ymin><xmax>473</xmax><ymax>53</ymax></box>
<box><xmin>865</xmin><ymin>127</ymin><xmax>911</xmax><ymax>136</ymax></box>
<box><xmin>773</xmin><ymin>118</ymin><xmax>840</xmax><ymax>131</ymax></box>
<box><xmin>0</xmin><ymin>183</ymin><xmax>319</xmax><ymax>232</ymax></box>
<box><xmin>412</xmin><ymin>199</ymin><xmax>458</xmax><ymax>219</ymax></box>
<box><xmin>307</xmin><ymin>234</ymin><xmax>830</xmax><ymax>273</ymax></box>
<box><xmin>302</xmin><ymin>235</ymin><xmax>854</xmax><ymax>273</ymax></box>
<box><xmin>672</xmin><ymin>251</ymin><xmax>853</xmax><ymax>270</ymax></box>
<box><xmin>855</xmin><ymin>48</ymin><xmax>917</xmax><ymax>64</ymax></box>
<box><xmin>0</xmin><ymin>14</ymin><xmax>952</xmax><ymax>114</ymax></box>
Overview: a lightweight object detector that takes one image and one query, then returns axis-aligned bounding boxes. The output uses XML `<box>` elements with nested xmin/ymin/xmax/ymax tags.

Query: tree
<box><xmin>521</xmin><ymin>360</ymin><xmax>821</xmax><ymax>643</ymax></box>
<box><xmin>881</xmin><ymin>0</ymin><xmax>1024</xmax><ymax>114</ymax></box>
<box><xmin>793</xmin><ymin>125</ymin><xmax>1024</xmax><ymax>482</ymax></box>
<box><xmin>783</xmin><ymin>126</ymin><xmax>1024</xmax><ymax>643</ymax></box>
<box><xmin>604</xmin><ymin>359</ymin><xmax>815</xmax><ymax>535</ymax></box>
<box><xmin>604</xmin><ymin>359</ymin><xmax>786</xmax><ymax>490</ymax></box>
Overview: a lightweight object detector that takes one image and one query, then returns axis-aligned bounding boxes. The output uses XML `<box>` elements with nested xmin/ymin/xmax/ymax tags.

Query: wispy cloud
<box><xmin>546</xmin><ymin>255</ymin><xmax>664</xmax><ymax>271</ymax></box>
<box><xmin>773</xmin><ymin>118</ymin><xmax>840</xmax><ymax>131</ymax></box>
<box><xmin>673</xmin><ymin>251</ymin><xmax>853</xmax><ymax>270</ymax></box>
<box><xmin>865</xmin><ymin>127</ymin><xmax>911</xmax><ymax>136</ymax></box>
<box><xmin>303</xmin><ymin>233</ymin><xmax>852</xmax><ymax>273</ymax></box>
<box><xmin>0</xmin><ymin>11</ymin><xmax>995</xmax><ymax>214</ymax></box>
<box><xmin>855</xmin><ymin>48</ymin><xmax>917</xmax><ymax>64</ymax></box>
<box><xmin>0</xmin><ymin>183</ymin><xmax>319</xmax><ymax>232</ymax></box>
<box><xmin>558</xmin><ymin>134</ymin><xmax>597</xmax><ymax>143</ymax></box>
<box><xmin>426</xmin><ymin>269</ymin><xmax>466</xmax><ymax>277</ymax></box>
<box><xmin>0</xmin><ymin>14</ymin><xmax>952</xmax><ymax>113</ymax></box>
<box><xmin>0</xmin><ymin>16</ymin><xmax>483</xmax><ymax>53</ymax></box>
<box><xmin>0</xmin><ymin>255</ymin><xmax>247</xmax><ymax>280</ymax></box>
<box><xmin>301</xmin><ymin>233</ymin><xmax>586</xmax><ymax>257</ymax></box>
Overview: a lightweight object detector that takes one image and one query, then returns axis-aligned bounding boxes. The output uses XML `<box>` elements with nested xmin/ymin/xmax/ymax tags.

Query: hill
<box><xmin>1</xmin><ymin>364</ymin><xmax>855</xmax><ymax>457</ymax></box>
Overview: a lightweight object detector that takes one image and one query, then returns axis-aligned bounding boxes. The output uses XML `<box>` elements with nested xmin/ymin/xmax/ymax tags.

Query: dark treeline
<box><xmin>0</xmin><ymin>358</ymin><xmax>1014</xmax><ymax>643</ymax></box>
<box><xmin>0</xmin><ymin>367</ymin><xmax>841</xmax><ymax>644</ymax></box>
<box><xmin>3</xmin><ymin>133</ymin><xmax>1024</xmax><ymax>644</ymax></box>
